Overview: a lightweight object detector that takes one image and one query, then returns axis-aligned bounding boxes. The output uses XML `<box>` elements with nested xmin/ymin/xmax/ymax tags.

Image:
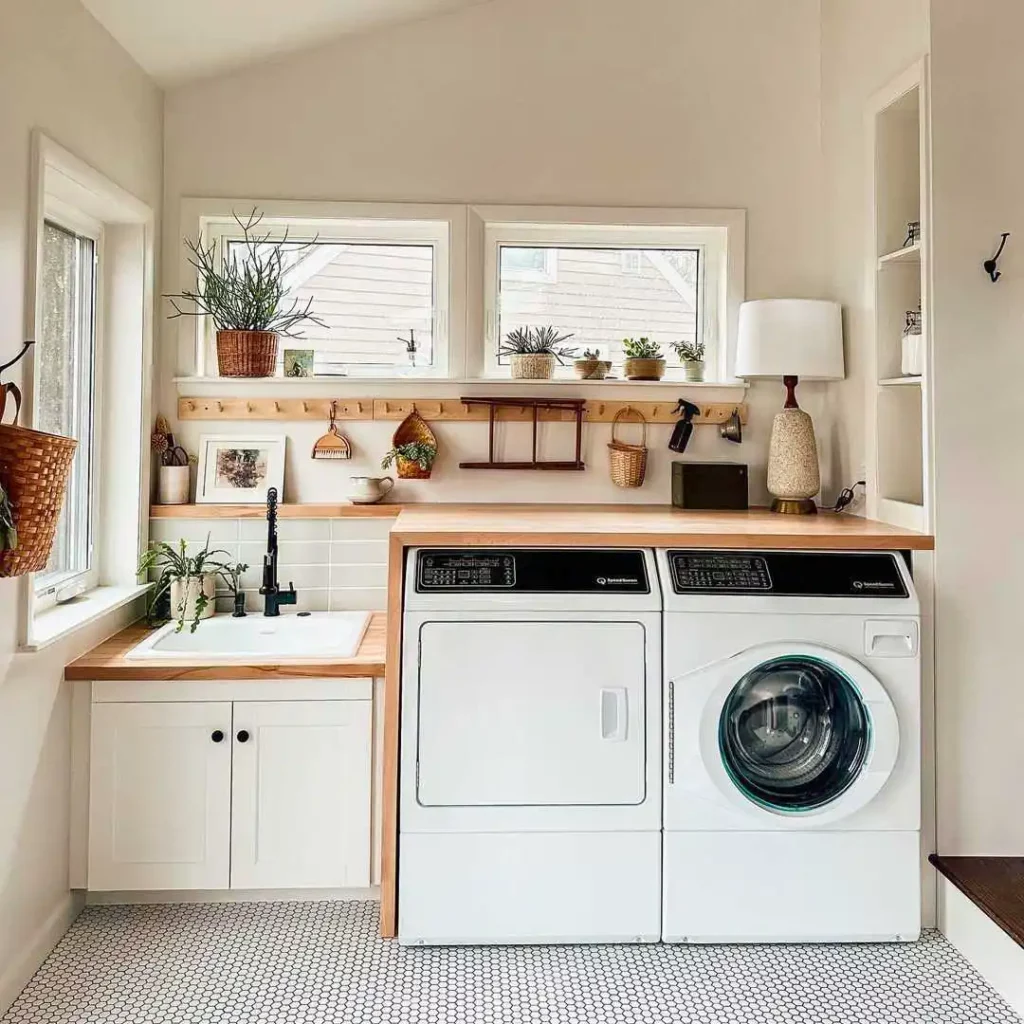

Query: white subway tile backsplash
<box><xmin>239</xmin><ymin>563</ymin><xmax>330</xmax><ymax>591</ymax></box>
<box><xmin>150</xmin><ymin>519</ymin><xmax>240</xmax><ymax>544</ymax></box>
<box><xmin>238</xmin><ymin>540</ymin><xmax>330</xmax><ymax>568</ymax></box>
<box><xmin>239</xmin><ymin>518</ymin><xmax>331</xmax><ymax>542</ymax></box>
<box><xmin>329</xmin><ymin>587</ymin><xmax>388</xmax><ymax>611</ymax></box>
<box><xmin>329</xmin><ymin>540</ymin><xmax>388</xmax><ymax>566</ymax></box>
<box><xmin>331</xmin><ymin>564</ymin><xmax>389</xmax><ymax>589</ymax></box>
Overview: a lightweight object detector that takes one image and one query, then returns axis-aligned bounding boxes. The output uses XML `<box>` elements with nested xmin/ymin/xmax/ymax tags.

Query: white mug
<box><xmin>348</xmin><ymin>476</ymin><xmax>395</xmax><ymax>504</ymax></box>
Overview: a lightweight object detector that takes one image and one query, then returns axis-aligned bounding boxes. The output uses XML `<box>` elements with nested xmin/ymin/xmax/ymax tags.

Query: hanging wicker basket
<box><xmin>392</xmin><ymin>408</ymin><xmax>437</xmax><ymax>479</ymax></box>
<box><xmin>607</xmin><ymin>406</ymin><xmax>648</xmax><ymax>488</ymax></box>
<box><xmin>216</xmin><ymin>329</ymin><xmax>279</xmax><ymax>377</ymax></box>
<box><xmin>0</xmin><ymin>383</ymin><xmax>78</xmax><ymax>577</ymax></box>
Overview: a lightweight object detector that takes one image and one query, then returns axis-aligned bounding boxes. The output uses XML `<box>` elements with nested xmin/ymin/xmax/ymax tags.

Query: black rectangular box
<box><xmin>671</xmin><ymin>462</ymin><xmax>749</xmax><ymax>510</ymax></box>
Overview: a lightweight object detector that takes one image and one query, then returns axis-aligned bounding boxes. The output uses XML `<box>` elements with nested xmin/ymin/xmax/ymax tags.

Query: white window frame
<box><xmin>471</xmin><ymin>205</ymin><xmax>746</xmax><ymax>382</ymax></box>
<box><xmin>33</xmin><ymin>206</ymin><xmax>104</xmax><ymax>610</ymax></box>
<box><xmin>499</xmin><ymin>246</ymin><xmax>559</xmax><ymax>284</ymax></box>
<box><xmin>177</xmin><ymin>200</ymin><xmax>467</xmax><ymax>380</ymax></box>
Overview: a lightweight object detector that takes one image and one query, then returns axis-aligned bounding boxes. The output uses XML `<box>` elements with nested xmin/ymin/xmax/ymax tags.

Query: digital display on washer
<box><xmin>670</xmin><ymin>553</ymin><xmax>771</xmax><ymax>592</ymax></box>
<box><xmin>416</xmin><ymin>549</ymin><xmax>650</xmax><ymax>592</ymax></box>
<box><xmin>667</xmin><ymin>550</ymin><xmax>909</xmax><ymax>597</ymax></box>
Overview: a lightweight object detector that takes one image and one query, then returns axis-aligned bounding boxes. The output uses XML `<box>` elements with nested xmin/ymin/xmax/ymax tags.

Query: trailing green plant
<box><xmin>622</xmin><ymin>337</ymin><xmax>663</xmax><ymax>360</ymax></box>
<box><xmin>165</xmin><ymin>209</ymin><xmax>328</xmax><ymax>337</ymax></box>
<box><xmin>381</xmin><ymin>442</ymin><xmax>437</xmax><ymax>472</ymax></box>
<box><xmin>671</xmin><ymin>339</ymin><xmax>706</xmax><ymax>363</ymax></box>
<box><xmin>500</xmin><ymin>326</ymin><xmax>577</xmax><ymax>364</ymax></box>
<box><xmin>0</xmin><ymin>478</ymin><xmax>16</xmax><ymax>553</ymax></box>
<box><xmin>138</xmin><ymin>536</ymin><xmax>248</xmax><ymax>633</ymax></box>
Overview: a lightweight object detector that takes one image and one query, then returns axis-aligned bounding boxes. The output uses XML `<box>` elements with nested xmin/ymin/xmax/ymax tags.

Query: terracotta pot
<box><xmin>574</xmin><ymin>358</ymin><xmax>612</xmax><ymax>380</ymax></box>
<box><xmin>624</xmin><ymin>357</ymin><xmax>666</xmax><ymax>381</ymax></box>
<box><xmin>170</xmin><ymin>574</ymin><xmax>217</xmax><ymax>623</ymax></box>
<box><xmin>510</xmin><ymin>353</ymin><xmax>556</xmax><ymax>379</ymax></box>
<box><xmin>684</xmin><ymin>360</ymin><xmax>706</xmax><ymax>382</ymax></box>
<box><xmin>216</xmin><ymin>329</ymin><xmax>279</xmax><ymax>378</ymax></box>
<box><xmin>157</xmin><ymin>465</ymin><xmax>190</xmax><ymax>505</ymax></box>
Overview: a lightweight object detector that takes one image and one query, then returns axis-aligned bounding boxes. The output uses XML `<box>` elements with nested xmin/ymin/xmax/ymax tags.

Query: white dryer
<box><xmin>400</xmin><ymin>547</ymin><xmax>662</xmax><ymax>945</ymax></box>
<box><xmin>658</xmin><ymin>549</ymin><xmax>921</xmax><ymax>944</ymax></box>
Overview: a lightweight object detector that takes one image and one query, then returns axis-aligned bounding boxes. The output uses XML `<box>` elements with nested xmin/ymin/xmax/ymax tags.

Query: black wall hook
<box><xmin>984</xmin><ymin>232</ymin><xmax>1010</xmax><ymax>282</ymax></box>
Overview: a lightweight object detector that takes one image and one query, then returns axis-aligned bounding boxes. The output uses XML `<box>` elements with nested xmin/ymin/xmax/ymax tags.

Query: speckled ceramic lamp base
<box><xmin>767</xmin><ymin>406</ymin><xmax>820</xmax><ymax>514</ymax></box>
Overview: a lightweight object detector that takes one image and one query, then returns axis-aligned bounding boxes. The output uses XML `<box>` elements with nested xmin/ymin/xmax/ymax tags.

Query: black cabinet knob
<box><xmin>236</xmin><ymin>729</ymin><xmax>250</xmax><ymax>743</ymax></box>
<box><xmin>211</xmin><ymin>730</ymin><xmax>224</xmax><ymax>743</ymax></box>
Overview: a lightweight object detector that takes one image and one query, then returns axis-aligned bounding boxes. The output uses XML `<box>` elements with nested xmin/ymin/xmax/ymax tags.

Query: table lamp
<box><xmin>735</xmin><ymin>299</ymin><xmax>844</xmax><ymax>514</ymax></box>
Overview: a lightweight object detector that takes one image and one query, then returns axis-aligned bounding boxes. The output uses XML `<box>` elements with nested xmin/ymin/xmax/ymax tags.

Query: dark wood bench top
<box><xmin>930</xmin><ymin>855</ymin><xmax>1024</xmax><ymax>949</ymax></box>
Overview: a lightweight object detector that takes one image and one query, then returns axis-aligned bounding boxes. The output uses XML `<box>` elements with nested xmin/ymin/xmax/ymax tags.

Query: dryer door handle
<box><xmin>599</xmin><ymin>688</ymin><xmax>628</xmax><ymax>742</ymax></box>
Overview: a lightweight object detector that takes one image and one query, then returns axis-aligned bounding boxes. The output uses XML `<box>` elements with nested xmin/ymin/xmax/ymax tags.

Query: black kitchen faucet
<box><xmin>260</xmin><ymin>487</ymin><xmax>297</xmax><ymax>616</ymax></box>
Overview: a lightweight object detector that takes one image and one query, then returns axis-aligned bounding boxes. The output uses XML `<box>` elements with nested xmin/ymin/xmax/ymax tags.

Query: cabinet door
<box><xmin>230</xmin><ymin>700</ymin><xmax>372</xmax><ymax>890</ymax></box>
<box><xmin>89</xmin><ymin>702</ymin><xmax>232</xmax><ymax>891</ymax></box>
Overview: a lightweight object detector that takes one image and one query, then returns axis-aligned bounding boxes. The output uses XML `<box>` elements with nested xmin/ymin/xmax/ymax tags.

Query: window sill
<box><xmin>23</xmin><ymin>583</ymin><xmax>152</xmax><ymax>652</ymax></box>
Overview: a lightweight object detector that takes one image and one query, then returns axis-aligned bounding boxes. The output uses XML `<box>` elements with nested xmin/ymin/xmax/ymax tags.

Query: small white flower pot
<box><xmin>684</xmin><ymin>360</ymin><xmax>706</xmax><ymax>382</ymax></box>
<box><xmin>170</xmin><ymin>574</ymin><xmax>217</xmax><ymax>623</ymax></box>
<box><xmin>158</xmin><ymin>465</ymin><xmax>191</xmax><ymax>505</ymax></box>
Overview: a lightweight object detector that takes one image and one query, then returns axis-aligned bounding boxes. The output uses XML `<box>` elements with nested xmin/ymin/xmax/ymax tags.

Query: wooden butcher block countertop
<box><xmin>66</xmin><ymin>611</ymin><xmax>387</xmax><ymax>681</ymax></box>
<box><xmin>387</xmin><ymin>504</ymin><xmax>935</xmax><ymax>550</ymax></box>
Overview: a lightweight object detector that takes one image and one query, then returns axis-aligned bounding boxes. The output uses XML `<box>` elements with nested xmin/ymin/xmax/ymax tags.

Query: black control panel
<box><xmin>668</xmin><ymin>550</ymin><xmax>909</xmax><ymax>597</ymax></box>
<box><xmin>417</xmin><ymin>549</ymin><xmax>650</xmax><ymax>593</ymax></box>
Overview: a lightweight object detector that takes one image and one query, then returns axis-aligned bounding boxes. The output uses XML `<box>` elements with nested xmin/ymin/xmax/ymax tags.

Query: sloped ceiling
<box><xmin>81</xmin><ymin>0</ymin><xmax>494</xmax><ymax>85</ymax></box>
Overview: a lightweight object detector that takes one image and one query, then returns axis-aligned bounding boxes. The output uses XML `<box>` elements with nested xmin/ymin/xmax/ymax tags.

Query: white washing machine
<box><xmin>400</xmin><ymin>547</ymin><xmax>662</xmax><ymax>945</ymax></box>
<box><xmin>658</xmin><ymin>548</ymin><xmax>921</xmax><ymax>944</ymax></box>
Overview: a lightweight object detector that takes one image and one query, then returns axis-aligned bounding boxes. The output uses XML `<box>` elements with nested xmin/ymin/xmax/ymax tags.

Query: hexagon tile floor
<box><xmin>2</xmin><ymin>900</ymin><xmax>1020</xmax><ymax>1024</ymax></box>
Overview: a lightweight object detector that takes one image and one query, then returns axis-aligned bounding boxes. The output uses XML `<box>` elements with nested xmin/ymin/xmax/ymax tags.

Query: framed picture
<box><xmin>196</xmin><ymin>435</ymin><xmax>286</xmax><ymax>504</ymax></box>
<box><xmin>283</xmin><ymin>348</ymin><xmax>315</xmax><ymax>378</ymax></box>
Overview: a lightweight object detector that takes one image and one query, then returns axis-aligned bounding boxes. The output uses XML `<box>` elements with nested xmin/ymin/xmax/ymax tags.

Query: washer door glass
<box><xmin>719</xmin><ymin>655</ymin><xmax>871</xmax><ymax>812</ymax></box>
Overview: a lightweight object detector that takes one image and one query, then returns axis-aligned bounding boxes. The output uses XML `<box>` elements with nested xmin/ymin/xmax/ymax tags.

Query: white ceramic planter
<box><xmin>157</xmin><ymin>465</ymin><xmax>191</xmax><ymax>505</ymax></box>
<box><xmin>170</xmin><ymin>574</ymin><xmax>217</xmax><ymax>624</ymax></box>
<box><xmin>684</xmin><ymin>360</ymin><xmax>706</xmax><ymax>382</ymax></box>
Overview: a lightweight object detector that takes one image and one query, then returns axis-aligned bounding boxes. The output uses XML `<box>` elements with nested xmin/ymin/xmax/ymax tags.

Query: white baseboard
<box><xmin>85</xmin><ymin>886</ymin><xmax>380</xmax><ymax>906</ymax></box>
<box><xmin>938</xmin><ymin>877</ymin><xmax>1024</xmax><ymax>1017</ymax></box>
<box><xmin>0</xmin><ymin>892</ymin><xmax>83</xmax><ymax>1017</ymax></box>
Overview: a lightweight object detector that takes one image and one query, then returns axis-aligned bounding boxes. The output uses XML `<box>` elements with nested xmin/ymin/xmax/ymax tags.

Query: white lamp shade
<box><xmin>735</xmin><ymin>299</ymin><xmax>845</xmax><ymax>380</ymax></box>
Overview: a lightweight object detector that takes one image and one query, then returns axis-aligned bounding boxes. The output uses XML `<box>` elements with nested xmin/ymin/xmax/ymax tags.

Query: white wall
<box><xmin>929</xmin><ymin>0</ymin><xmax>1024</xmax><ymax>854</ymax></box>
<box><xmin>0</xmin><ymin>0</ymin><xmax>162</xmax><ymax>1008</ymax></box>
<box><xmin>162</xmin><ymin>0</ymin><xmax>836</xmax><ymax>507</ymax></box>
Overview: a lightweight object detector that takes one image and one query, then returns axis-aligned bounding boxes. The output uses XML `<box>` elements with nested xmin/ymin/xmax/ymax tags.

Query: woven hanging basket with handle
<box><xmin>0</xmin><ymin>382</ymin><xmax>78</xmax><ymax>577</ymax></box>
<box><xmin>607</xmin><ymin>406</ymin><xmax>648</xmax><ymax>488</ymax></box>
<box><xmin>392</xmin><ymin>408</ymin><xmax>437</xmax><ymax>479</ymax></box>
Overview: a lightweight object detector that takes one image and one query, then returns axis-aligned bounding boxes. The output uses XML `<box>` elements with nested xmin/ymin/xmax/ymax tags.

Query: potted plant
<box><xmin>151</xmin><ymin>414</ymin><xmax>197</xmax><ymax>505</ymax></box>
<box><xmin>0</xmin><ymin>478</ymin><xmax>15</xmax><ymax>555</ymax></box>
<box><xmin>672</xmin><ymin>340</ymin><xmax>706</xmax><ymax>382</ymax></box>
<box><xmin>381</xmin><ymin>441</ymin><xmax>437</xmax><ymax>480</ymax></box>
<box><xmin>138</xmin><ymin>537</ymin><xmax>247</xmax><ymax>633</ymax></box>
<box><xmin>500</xmin><ymin>326</ymin><xmax>576</xmax><ymax>379</ymax></box>
<box><xmin>166</xmin><ymin>209</ymin><xmax>327</xmax><ymax>378</ymax></box>
<box><xmin>573</xmin><ymin>348</ymin><xmax>612</xmax><ymax>380</ymax></box>
<box><xmin>622</xmin><ymin>337</ymin><xmax>666</xmax><ymax>380</ymax></box>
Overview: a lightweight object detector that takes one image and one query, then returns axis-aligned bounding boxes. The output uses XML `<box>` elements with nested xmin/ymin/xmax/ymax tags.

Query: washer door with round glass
<box><xmin>699</xmin><ymin>643</ymin><xmax>900</xmax><ymax>825</ymax></box>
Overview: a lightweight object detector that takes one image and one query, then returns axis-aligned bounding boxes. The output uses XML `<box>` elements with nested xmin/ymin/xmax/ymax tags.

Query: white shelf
<box><xmin>879</xmin><ymin>375</ymin><xmax>922</xmax><ymax>386</ymax></box>
<box><xmin>878</xmin><ymin>242</ymin><xmax>921</xmax><ymax>267</ymax></box>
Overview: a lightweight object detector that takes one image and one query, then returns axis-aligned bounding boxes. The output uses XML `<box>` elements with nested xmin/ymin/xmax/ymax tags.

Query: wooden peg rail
<box><xmin>178</xmin><ymin>396</ymin><xmax>748</xmax><ymax>426</ymax></box>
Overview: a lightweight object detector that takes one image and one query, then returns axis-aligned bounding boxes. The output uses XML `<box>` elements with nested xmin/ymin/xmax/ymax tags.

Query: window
<box><xmin>480</xmin><ymin>209</ymin><xmax>744</xmax><ymax>381</ymax></box>
<box><xmin>203</xmin><ymin>217</ymin><xmax>451</xmax><ymax>378</ymax></box>
<box><xmin>35</xmin><ymin>218</ymin><xmax>100</xmax><ymax>599</ymax></box>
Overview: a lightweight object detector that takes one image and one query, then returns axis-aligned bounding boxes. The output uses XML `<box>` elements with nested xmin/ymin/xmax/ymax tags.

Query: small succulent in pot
<box><xmin>573</xmin><ymin>347</ymin><xmax>613</xmax><ymax>380</ymax></box>
<box><xmin>138</xmin><ymin>536</ymin><xmax>248</xmax><ymax>633</ymax></box>
<box><xmin>622</xmin><ymin>337</ymin><xmax>666</xmax><ymax>381</ymax></box>
<box><xmin>165</xmin><ymin>208</ymin><xmax>328</xmax><ymax>378</ymax></box>
<box><xmin>500</xmin><ymin>326</ymin><xmax>577</xmax><ymax>379</ymax></box>
<box><xmin>0</xmin><ymin>478</ymin><xmax>16</xmax><ymax>554</ymax></box>
<box><xmin>672</xmin><ymin>339</ymin><xmax>706</xmax><ymax>382</ymax></box>
<box><xmin>381</xmin><ymin>441</ymin><xmax>438</xmax><ymax>480</ymax></box>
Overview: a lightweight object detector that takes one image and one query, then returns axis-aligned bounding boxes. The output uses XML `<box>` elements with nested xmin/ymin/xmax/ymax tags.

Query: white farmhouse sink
<box><xmin>125</xmin><ymin>611</ymin><xmax>371</xmax><ymax>662</ymax></box>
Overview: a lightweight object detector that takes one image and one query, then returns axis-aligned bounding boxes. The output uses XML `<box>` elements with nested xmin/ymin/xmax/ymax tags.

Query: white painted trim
<box><xmin>85</xmin><ymin>886</ymin><xmax>379</xmax><ymax>905</ymax></box>
<box><xmin>0</xmin><ymin>893</ymin><xmax>83</xmax><ymax>1017</ymax></box>
<box><xmin>938</xmin><ymin>878</ymin><xmax>1024</xmax><ymax>1017</ymax></box>
<box><xmin>91</xmin><ymin>678</ymin><xmax>375</xmax><ymax>702</ymax></box>
<box><xmin>22</xmin><ymin>584</ymin><xmax>150</xmax><ymax>651</ymax></box>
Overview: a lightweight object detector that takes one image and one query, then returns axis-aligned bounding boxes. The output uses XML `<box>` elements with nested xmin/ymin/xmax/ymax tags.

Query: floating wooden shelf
<box><xmin>150</xmin><ymin>503</ymin><xmax>403</xmax><ymax>519</ymax></box>
<box><xmin>177</xmin><ymin>395</ymin><xmax>748</xmax><ymax>426</ymax></box>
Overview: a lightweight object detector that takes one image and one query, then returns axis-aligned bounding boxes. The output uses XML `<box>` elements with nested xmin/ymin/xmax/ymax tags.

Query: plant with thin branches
<box><xmin>165</xmin><ymin>209</ymin><xmax>328</xmax><ymax>337</ymax></box>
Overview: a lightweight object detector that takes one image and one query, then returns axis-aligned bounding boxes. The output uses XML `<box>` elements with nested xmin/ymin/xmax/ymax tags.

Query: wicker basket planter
<box><xmin>216</xmin><ymin>330</ymin><xmax>279</xmax><ymax>378</ymax></box>
<box><xmin>574</xmin><ymin>358</ymin><xmax>612</xmax><ymax>380</ymax></box>
<box><xmin>623</xmin><ymin>357</ymin><xmax>666</xmax><ymax>381</ymax></box>
<box><xmin>607</xmin><ymin>407</ymin><xmax>648</xmax><ymax>488</ymax></box>
<box><xmin>392</xmin><ymin>409</ymin><xmax>438</xmax><ymax>479</ymax></box>
<box><xmin>510</xmin><ymin>353</ymin><xmax>556</xmax><ymax>380</ymax></box>
<box><xmin>0</xmin><ymin>385</ymin><xmax>78</xmax><ymax>577</ymax></box>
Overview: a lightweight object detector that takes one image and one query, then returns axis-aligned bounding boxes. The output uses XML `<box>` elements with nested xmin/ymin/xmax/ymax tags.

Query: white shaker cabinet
<box><xmin>231</xmin><ymin>700</ymin><xmax>372</xmax><ymax>889</ymax></box>
<box><xmin>88</xmin><ymin>701</ymin><xmax>233</xmax><ymax>891</ymax></box>
<box><xmin>86</xmin><ymin>687</ymin><xmax>373</xmax><ymax>893</ymax></box>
